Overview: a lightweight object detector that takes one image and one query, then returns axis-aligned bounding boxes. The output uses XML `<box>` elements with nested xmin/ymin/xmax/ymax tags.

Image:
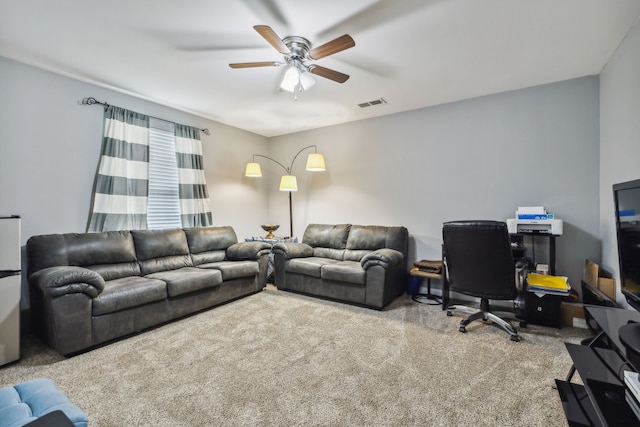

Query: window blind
<box><xmin>147</xmin><ymin>121</ymin><xmax>182</xmax><ymax>230</ymax></box>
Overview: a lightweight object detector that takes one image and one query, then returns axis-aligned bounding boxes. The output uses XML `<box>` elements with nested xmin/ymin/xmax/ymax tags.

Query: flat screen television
<box><xmin>613</xmin><ymin>178</ymin><xmax>640</xmax><ymax>311</ymax></box>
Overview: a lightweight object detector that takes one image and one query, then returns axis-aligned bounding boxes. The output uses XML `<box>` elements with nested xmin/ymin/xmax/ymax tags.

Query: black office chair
<box><xmin>442</xmin><ymin>220</ymin><xmax>526</xmax><ymax>342</ymax></box>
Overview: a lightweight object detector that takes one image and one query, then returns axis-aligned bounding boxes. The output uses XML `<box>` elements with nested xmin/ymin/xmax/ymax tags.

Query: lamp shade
<box><xmin>299</xmin><ymin>71</ymin><xmax>316</xmax><ymax>91</ymax></box>
<box><xmin>305</xmin><ymin>153</ymin><xmax>326</xmax><ymax>171</ymax></box>
<box><xmin>245</xmin><ymin>162</ymin><xmax>262</xmax><ymax>177</ymax></box>
<box><xmin>280</xmin><ymin>66</ymin><xmax>300</xmax><ymax>93</ymax></box>
<box><xmin>279</xmin><ymin>175</ymin><xmax>298</xmax><ymax>191</ymax></box>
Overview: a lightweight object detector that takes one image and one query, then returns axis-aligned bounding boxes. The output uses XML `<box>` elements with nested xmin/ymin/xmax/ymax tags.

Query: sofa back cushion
<box><xmin>66</xmin><ymin>231</ymin><xmax>141</xmax><ymax>280</ymax></box>
<box><xmin>132</xmin><ymin>229</ymin><xmax>193</xmax><ymax>275</ymax></box>
<box><xmin>312</xmin><ymin>247</ymin><xmax>346</xmax><ymax>261</ymax></box>
<box><xmin>27</xmin><ymin>230</ymin><xmax>141</xmax><ymax>280</ymax></box>
<box><xmin>27</xmin><ymin>234</ymin><xmax>68</xmax><ymax>277</ymax></box>
<box><xmin>303</xmin><ymin>224</ymin><xmax>351</xmax><ymax>249</ymax></box>
<box><xmin>184</xmin><ymin>226</ymin><xmax>237</xmax><ymax>266</ymax></box>
<box><xmin>344</xmin><ymin>225</ymin><xmax>409</xmax><ymax>261</ymax></box>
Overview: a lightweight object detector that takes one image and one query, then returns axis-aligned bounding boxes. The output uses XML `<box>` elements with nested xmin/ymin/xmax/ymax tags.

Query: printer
<box><xmin>507</xmin><ymin>206</ymin><xmax>563</xmax><ymax>235</ymax></box>
<box><xmin>507</xmin><ymin>218</ymin><xmax>563</xmax><ymax>235</ymax></box>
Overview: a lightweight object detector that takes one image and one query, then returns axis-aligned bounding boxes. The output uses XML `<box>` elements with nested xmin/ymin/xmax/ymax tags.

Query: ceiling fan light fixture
<box><xmin>299</xmin><ymin>71</ymin><xmax>316</xmax><ymax>91</ymax></box>
<box><xmin>280</xmin><ymin>66</ymin><xmax>300</xmax><ymax>92</ymax></box>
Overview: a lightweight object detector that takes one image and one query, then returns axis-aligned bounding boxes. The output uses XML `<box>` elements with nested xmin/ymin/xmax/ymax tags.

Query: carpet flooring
<box><xmin>0</xmin><ymin>289</ymin><xmax>590</xmax><ymax>426</ymax></box>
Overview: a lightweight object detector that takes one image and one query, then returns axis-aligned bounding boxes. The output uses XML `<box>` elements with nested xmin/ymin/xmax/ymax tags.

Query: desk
<box><xmin>513</xmin><ymin>232</ymin><xmax>562</xmax><ymax>327</ymax></box>
<box><xmin>510</xmin><ymin>232</ymin><xmax>557</xmax><ymax>275</ymax></box>
<box><xmin>556</xmin><ymin>305</ymin><xmax>640</xmax><ymax>426</ymax></box>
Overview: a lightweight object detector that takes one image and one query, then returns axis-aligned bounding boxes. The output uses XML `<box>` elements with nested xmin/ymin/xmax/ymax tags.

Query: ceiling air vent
<box><xmin>358</xmin><ymin>98</ymin><xmax>387</xmax><ymax>108</ymax></box>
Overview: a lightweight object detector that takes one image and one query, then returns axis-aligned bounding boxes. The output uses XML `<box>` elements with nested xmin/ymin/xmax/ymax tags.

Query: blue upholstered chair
<box><xmin>0</xmin><ymin>379</ymin><xmax>88</xmax><ymax>427</ymax></box>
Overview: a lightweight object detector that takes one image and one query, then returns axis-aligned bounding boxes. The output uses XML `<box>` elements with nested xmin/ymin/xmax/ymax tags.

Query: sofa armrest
<box><xmin>361</xmin><ymin>248</ymin><xmax>404</xmax><ymax>270</ymax></box>
<box><xmin>29</xmin><ymin>266</ymin><xmax>105</xmax><ymax>298</ymax></box>
<box><xmin>226</xmin><ymin>241</ymin><xmax>272</xmax><ymax>260</ymax></box>
<box><xmin>272</xmin><ymin>242</ymin><xmax>313</xmax><ymax>259</ymax></box>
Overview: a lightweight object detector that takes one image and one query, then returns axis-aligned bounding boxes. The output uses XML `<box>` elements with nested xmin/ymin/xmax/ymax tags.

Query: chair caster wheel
<box><xmin>447</xmin><ymin>311</ymin><xmax>453</xmax><ymax>317</ymax></box>
<box><xmin>459</xmin><ymin>326</ymin><xmax>466</xmax><ymax>333</ymax></box>
<box><xmin>510</xmin><ymin>335</ymin><xmax>520</xmax><ymax>342</ymax></box>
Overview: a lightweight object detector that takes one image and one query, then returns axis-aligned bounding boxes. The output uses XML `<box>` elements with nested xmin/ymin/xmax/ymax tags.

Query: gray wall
<box><xmin>1</xmin><ymin>55</ymin><xmax>603</xmax><ymax>306</ymax></box>
<box><xmin>0</xmin><ymin>56</ymin><xmax>269</xmax><ymax>242</ymax></box>
<box><xmin>600</xmin><ymin>18</ymin><xmax>640</xmax><ymax>308</ymax></box>
<box><xmin>270</xmin><ymin>77</ymin><xmax>602</xmax><ymax>293</ymax></box>
<box><xmin>0</xmin><ymin>57</ymin><xmax>270</xmax><ymax>312</ymax></box>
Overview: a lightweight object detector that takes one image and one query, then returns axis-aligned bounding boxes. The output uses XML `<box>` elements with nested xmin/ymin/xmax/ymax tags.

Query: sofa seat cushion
<box><xmin>146</xmin><ymin>267</ymin><xmax>222</xmax><ymax>297</ymax></box>
<box><xmin>198</xmin><ymin>260</ymin><xmax>259</xmax><ymax>280</ymax></box>
<box><xmin>285</xmin><ymin>257</ymin><xmax>342</xmax><ymax>278</ymax></box>
<box><xmin>93</xmin><ymin>276</ymin><xmax>167</xmax><ymax>316</ymax></box>
<box><xmin>321</xmin><ymin>261</ymin><xmax>367</xmax><ymax>285</ymax></box>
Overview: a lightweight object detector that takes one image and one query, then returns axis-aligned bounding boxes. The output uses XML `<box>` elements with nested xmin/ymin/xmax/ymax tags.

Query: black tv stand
<box><xmin>556</xmin><ymin>305</ymin><xmax>640</xmax><ymax>426</ymax></box>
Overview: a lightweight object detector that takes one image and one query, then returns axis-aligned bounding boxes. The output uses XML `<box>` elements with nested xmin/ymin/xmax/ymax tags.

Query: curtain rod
<box><xmin>79</xmin><ymin>97</ymin><xmax>211</xmax><ymax>136</ymax></box>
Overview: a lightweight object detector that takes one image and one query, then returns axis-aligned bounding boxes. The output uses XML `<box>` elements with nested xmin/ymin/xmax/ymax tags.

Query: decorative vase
<box><xmin>261</xmin><ymin>224</ymin><xmax>279</xmax><ymax>239</ymax></box>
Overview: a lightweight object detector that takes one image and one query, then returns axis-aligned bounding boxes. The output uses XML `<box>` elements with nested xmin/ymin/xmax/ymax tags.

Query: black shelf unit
<box><xmin>557</xmin><ymin>305</ymin><xmax>640</xmax><ymax>426</ymax></box>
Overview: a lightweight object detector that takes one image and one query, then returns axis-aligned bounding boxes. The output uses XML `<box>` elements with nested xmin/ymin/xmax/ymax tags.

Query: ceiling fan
<box><xmin>229</xmin><ymin>25</ymin><xmax>355</xmax><ymax>94</ymax></box>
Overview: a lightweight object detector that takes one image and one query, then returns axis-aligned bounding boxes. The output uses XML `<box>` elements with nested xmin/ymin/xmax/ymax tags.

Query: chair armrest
<box><xmin>515</xmin><ymin>262</ymin><xmax>527</xmax><ymax>290</ymax></box>
<box><xmin>29</xmin><ymin>266</ymin><xmax>105</xmax><ymax>298</ymax></box>
<box><xmin>272</xmin><ymin>242</ymin><xmax>313</xmax><ymax>259</ymax></box>
<box><xmin>361</xmin><ymin>248</ymin><xmax>404</xmax><ymax>270</ymax></box>
<box><xmin>226</xmin><ymin>241</ymin><xmax>272</xmax><ymax>260</ymax></box>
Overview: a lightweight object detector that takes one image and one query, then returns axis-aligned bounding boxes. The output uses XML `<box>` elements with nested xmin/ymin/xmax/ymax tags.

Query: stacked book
<box><xmin>413</xmin><ymin>260</ymin><xmax>442</xmax><ymax>274</ymax></box>
<box><xmin>410</xmin><ymin>260</ymin><xmax>443</xmax><ymax>279</ymax></box>
<box><xmin>624</xmin><ymin>370</ymin><xmax>640</xmax><ymax>421</ymax></box>
<box><xmin>526</xmin><ymin>273</ymin><xmax>571</xmax><ymax>296</ymax></box>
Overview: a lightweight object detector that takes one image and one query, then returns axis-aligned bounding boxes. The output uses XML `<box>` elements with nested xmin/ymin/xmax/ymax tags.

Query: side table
<box><xmin>410</xmin><ymin>264</ymin><xmax>443</xmax><ymax>306</ymax></box>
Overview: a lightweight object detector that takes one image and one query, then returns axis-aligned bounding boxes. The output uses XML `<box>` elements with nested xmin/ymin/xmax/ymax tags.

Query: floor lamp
<box><xmin>245</xmin><ymin>145</ymin><xmax>326</xmax><ymax>237</ymax></box>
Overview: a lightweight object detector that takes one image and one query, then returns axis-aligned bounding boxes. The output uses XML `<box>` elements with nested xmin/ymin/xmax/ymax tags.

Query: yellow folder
<box><xmin>527</xmin><ymin>273</ymin><xmax>569</xmax><ymax>290</ymax></box>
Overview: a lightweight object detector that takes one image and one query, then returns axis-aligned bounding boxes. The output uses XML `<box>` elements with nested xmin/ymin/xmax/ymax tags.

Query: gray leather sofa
<box><xmin>272</xmin><ymin>224</ymin><xmax>409</xmax><ymax>309</ymax></box>
<box><xmin>27</xmin><ymin>226</ymin><xmax>271</xmax><ymax>356</ymax></box>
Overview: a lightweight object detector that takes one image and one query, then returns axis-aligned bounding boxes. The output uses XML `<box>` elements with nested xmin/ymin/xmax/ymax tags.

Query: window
<box><xmin>88</xmin><ymin>106</ymin><xmax>212</xmax><ymax>233</ymax></box>
<box><xmin>147</xmin><ymin>119</ymin><xmax>182</xmax><ymax>230</ymax></box>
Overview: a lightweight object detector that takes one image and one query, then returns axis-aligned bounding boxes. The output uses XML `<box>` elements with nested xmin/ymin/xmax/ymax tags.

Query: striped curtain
<box><xmin>175</xmin><ymin>124</ymin><xmax>213</xmax><ymax>227</ymax></box>
<box><xmin>87</xmin><ymin>106</ymin><xmax>150</xmax><ymax>232</ymax></box>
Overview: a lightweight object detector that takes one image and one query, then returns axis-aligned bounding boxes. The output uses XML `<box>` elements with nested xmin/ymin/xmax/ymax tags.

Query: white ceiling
<box><xmin>1</xmin><ymin>0</ymin><xmax>639</xmax><ymax>137</ymax></box>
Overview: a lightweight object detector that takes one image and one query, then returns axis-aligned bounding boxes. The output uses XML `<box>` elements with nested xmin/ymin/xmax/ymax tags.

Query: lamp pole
<box><xmin>249</xmin><ymin>145</ymin><xmax>322</xmax><ymax>237</ymax></box>
<box><xmin>288</xmin><ymin>191</ymin><xmax>293</xmax><ymax>238</ymax></box>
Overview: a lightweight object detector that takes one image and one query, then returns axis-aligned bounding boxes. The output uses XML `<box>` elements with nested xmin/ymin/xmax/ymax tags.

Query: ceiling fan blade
<box><xmin>317</xmin><ymin>0</ymin><xmax>428</xmax><ymax>39</ymax></box>
<box><xmin>308</xmin><ymin>34</ymin><xmax>355</xmax><ymax>60</ymax></box>
<box><xmin>229</xmin><ymin>62</ymin><xmax>280</xmax><ymax>69</ymax></box>
<box><xmin>308</xmin><ymin>65</ymin><xmax>350</xmax><ymax>83</ymax></box>
<box><xmin>241</xmin><ymin>0</ymin><xmax>288</xmax><ymax>28</ymax></box>
<box><xmin>253</xmin><ymin>25</ymin><xmax>290</xmax><ymax>55</ymax></box>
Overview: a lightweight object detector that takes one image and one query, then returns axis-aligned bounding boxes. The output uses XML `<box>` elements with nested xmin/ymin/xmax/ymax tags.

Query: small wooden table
<box><xmin>409</xmin><ymin>265</ymin><xmax>443</xmax><ymax>306</ymax></box>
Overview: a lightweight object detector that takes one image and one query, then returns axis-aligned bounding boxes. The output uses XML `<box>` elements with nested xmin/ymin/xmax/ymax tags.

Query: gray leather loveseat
<box><xmin>273</xmin><ymin>224</ymin><xmax>409</xmax><ymax>309</ymax></box>
<box><xmin>27</xmin><ymin>226</ymin><xmax>271</xmax><ymax>355</ymax></box>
